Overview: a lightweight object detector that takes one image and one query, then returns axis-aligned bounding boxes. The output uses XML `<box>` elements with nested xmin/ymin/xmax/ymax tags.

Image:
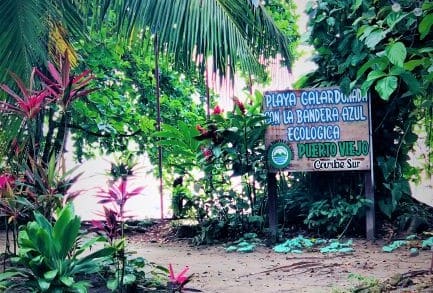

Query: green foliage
<box><xmin>348</xmin><ymin>273</ymin><xmax>380</xmax><ymax>290</ymax></box>
<box><xmin>301</xmin><ymin>0</ymin><xmax>433</xmax><ymax>223</ymax></box>
<box><xmin>72</xmin><ymin>17</ymin><xmax>207</xmax><ymax>165</ymax></box>
<box><xmin>171</xmin><ymin>185</ymin><xmax>196</xmax><ymax>219</ymax></box>
<box><xmin>154</xmin><ymin>120</ymin><xmax>205</xmax><ymax>173</ymax></box>
<box><xmin>92</xmin><ymin>161</ymin><xmax>167</xmax><ymax>292</ymax></box>
<box><xmin>305</xmin><ymin>194</ymin><xmax>371</xmax><ymax>235</ymax></box>
<box><xmin>104</xmin><ymin>255</ymin><xmax>167</xmax><ymax>292</ymax></box>
<box><xmin>0</xmin><ymin>204</ymin><xmax>114</xmax><ymax>292</ymax></box>
<box><xmin>82</xmin><ymin>0</ymin><xmax>295</xmax><ymax>77</ymax></box>
<box><xmin>276</xmin><ymin>171</ymin><xmax>371</xmax><ymax>236</ymax></box>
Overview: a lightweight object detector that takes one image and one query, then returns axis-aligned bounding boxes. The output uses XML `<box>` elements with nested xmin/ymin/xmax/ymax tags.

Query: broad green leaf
<box><xmin>351</xmin><ymin>0</ymin><xmax>362</xmax><ymax>11</ymax></box>
<box><xmin>29</xmin><ymin>255</ymin><xmax>44</xmax><ymax>267</ymax></box>
<box><xmin>340</xmin><ymin>77</ymin><xmax>351</xmax><ymax>94</ymax></box>
<box><xmin>0</xmin><ymin>271</ymin><xmax>23</xmax><ymax>281</ymax></box>
<box><xmin>394</xmin><ymin>180</ymin><xmax>411</xmax><ymax>195</ymax></box>
<box><xmin>391</xmin><ymin>185</ymin><xmax>403</xmax><ymax>205</ymax></box>
<box><xmin>315</xmin><ymin>13</ymin><xmax>327</xmax><ymax>23</ymax></box>
<box><xmin>404</xmin><ymin>59</ymin><xmax>426</xmax><ymax>71</ymax></box>
<box><xmin>356</xmin><ymin>57</ymin><xmax>388</xmax><ymax>79</ymax></box>
<box><xmin>378</xmin><ymin>200</ymin><xmax>393</xmax><ymax>218</ymax></box>
<box><xmin>375</xmin><ymin>76</ymin><xmax>398</xmax><ymax>101</ymax></box>
<box><xmin>385</xmin><ymin>42</ymin><xmax>406</xmax><ymax>67</ymax></box>
<box><xmin>74</xmin><ymin>246</ymin><xmax>115</xmax><ymax>273</ymax></box>
<box><xmin>60</xmin><ymin>276</ymin><xmax>74</xmax><ymax>287</ymax></box>
<box><xmin>357</xmin><ymin>24</ymin><xmax>374</xmax><ymax>38</ymax></box>
<box><xmin>366</xmin><ymin>70</ymin><xmax>386</xmax><ymax>82</ymax></box>
<box><xmin>326</xmin><ymin>17</ymin><xmax>335</xmax><ymax>26</ymax></box>
<box><xmin>122</xmin><ymin>273</ymin><xmax>137</xmax><ymax>285</ymax></box>
<box><xmin>423</xmin><ymin>2</ymin><xmax>433</xmax><ymax>10</ymax></box>
<box><xmin>364</xmin><ymin>29</ymin><xmax>386</xmax><ymax>49</ymax></box>
<box><xmin>71</xmin><ymin>281</ymin><xmax>90</xmax><ymax>293</ymax></box>
<box><xmin>53</xmin><ymin>205</ymin><xmax>81</xmax><ymax>258</ymax></box>
<box><xmin>35</xmin><ymin>229</ymin><xmax>53</xmax><ymax>258</ymax></box>
<box><xmin>419</xmin><ymin>13</ymin><xmax>433</xmax><ymax>40</ymax></box>
<box><xmin>389</xmin><ymin>66</ymin><xmax>405</xmax><ymax>76</ymax></box>
<box><xmin>385</xmin><ymin>12</ymin><xmax>408</xmax><ymax>31</ymax></box>
<box><xmin>33</xmin><ymin>212</ymin><xmax>53</xmax><ymax>235</ymax></box>
<box><xmin>360</xmin><ymin>79</ymin><xmax>375</xmax><ymax>97</ymax></box>
<box><xmin>44</xmin><ymin>270</ymin><xmax>58</xmax><ymax>281</ymax></box>
<box><xmin>38</xmin><ymin>278</ymin><xmax>51</xmax><ymax>291</ymax></box>
<box><xmin>74</xmin><ymin>236</ymin><xmax>107</xmax><ymax>256</ymax></box>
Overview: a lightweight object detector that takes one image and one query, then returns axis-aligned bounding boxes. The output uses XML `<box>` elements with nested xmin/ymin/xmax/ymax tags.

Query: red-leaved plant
<box><xmin>93</xmin><ymin>178</ymin><xmax>143</xmax><ymax>244</ymax></box>
<box><xmin>0</xmin><ymin>70</ymin><xmax>52</xmax><ymax>120</ymax></box>
<box><xmin>167</xmin><ymin>264</ymin><xmax>193</xmax><ymax>292</ymax></box>
<box><xmin>91</xmin><ymin>206</ymin><xmax>121</xmax><ymax>245</ymax></box>
<box><xmin>35</xmin><ymin>52</ymin><xmax>95</xmax><ymax>109</ymax></box>
<box><xmin>96</xmin><ymin>179</ymin><xmax>144</xmax><ymax>222</ymax></box>
<box><xmin>92</xmin><ymin>177</ymin><xmax>144</xmax><ymax>291</ymax></box>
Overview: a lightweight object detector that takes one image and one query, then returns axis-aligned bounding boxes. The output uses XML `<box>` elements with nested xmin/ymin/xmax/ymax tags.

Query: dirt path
<box><xmin>128</xmin><ymin>236</ymin><xmax>433</xmax><ymax>292</ymax></box>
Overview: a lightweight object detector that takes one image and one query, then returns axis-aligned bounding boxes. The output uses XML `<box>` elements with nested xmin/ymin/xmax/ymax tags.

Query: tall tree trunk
<box><xmin>53</xmin><ymin>112</ymin><xmax>70</xmax><ymax>163</ymax></box>
<box><xmin>42</xmin><ymin>107</ymin><xmax>56</xmax><ymax>164</ymax></box>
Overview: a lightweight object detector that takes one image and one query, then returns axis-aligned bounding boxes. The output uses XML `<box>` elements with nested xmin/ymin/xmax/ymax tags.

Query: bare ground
<box><xmin>1</xmin><ymin>224</ymin><xmax>432</xmax><ymax>292</ymax></box>
<box><xmin>127</xmin><ymin>229</ymin><xmax>433</xmax><ymax>293</ymax></box>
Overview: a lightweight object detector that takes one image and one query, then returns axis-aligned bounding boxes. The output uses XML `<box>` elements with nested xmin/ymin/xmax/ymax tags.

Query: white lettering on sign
<box><xmin>264</xmin><ymin>87</ymin><xmax>371</xmax><ymax>172</ymax></box>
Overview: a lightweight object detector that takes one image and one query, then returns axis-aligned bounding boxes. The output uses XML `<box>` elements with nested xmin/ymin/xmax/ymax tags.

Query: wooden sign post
<box><xmin>264</xmin><ymin>87</ymin><xmax>375</xmax><ymax>241</ymax></box>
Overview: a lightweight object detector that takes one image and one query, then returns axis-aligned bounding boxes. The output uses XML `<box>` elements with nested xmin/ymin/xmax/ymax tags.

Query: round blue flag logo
<box><xmin>268</xmin><ymin>142</ymin><xmax>292</xmax><ymax>169</ymax></box>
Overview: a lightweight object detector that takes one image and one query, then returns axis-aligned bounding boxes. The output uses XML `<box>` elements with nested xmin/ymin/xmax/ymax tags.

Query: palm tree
<box><xmin>0</xmin><ymin>0</ymin><xmax>296</xmax><ymax>164</ymax></box>
<box><xmin>0</xmin><ymin>0</ymin><xmax>295</xmax><ymax>82</ymax></box>
<box><xmin>0</xmin><ymin>0</ymin><xmax>84</xmax><ymax>83</ymax></box>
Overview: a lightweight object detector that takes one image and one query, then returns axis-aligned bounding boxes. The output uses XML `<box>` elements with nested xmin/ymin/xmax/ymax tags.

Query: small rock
<box><xmin>409</xmin><ymin>247</ymin><xmax>419</xmax><ymax>257</ymax></box>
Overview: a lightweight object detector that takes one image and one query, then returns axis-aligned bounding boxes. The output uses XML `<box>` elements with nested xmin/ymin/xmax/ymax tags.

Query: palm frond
<box><xmin>87</xmin><ymin>0</ymin><xmax>294</xmax><ymax>77</ymax></box>
<box><xmin>0</xmin><ymin>0</ymin><xmax>51</xmax><ymax>82</ymax></box>
<box><xmin>0</xmin><ymin>0</ymin><xmax>85</xmax><ymax>83</ymax></box>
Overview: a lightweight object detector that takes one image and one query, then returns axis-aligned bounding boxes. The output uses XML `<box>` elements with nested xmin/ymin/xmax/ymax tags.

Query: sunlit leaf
<box><xmin>375</xmin><ymin>76</ymin><xmax>398</xmax><ymax>101</ymax></box>
<box><xmin>385</xmin><ymin>42</ymin><xmax>406</xmax><ymax>67</ymax></box>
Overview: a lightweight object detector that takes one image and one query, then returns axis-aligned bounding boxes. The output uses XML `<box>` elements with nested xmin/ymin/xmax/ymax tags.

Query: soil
<box><xmin>2</xmin><ymin>221</ymin><xmax>433</xmax><ymax>292</ymax></box>
<box><xmin>124</xmin><ymin>221</ymin><xmax>433</xmax><ymax>293</ymax></box>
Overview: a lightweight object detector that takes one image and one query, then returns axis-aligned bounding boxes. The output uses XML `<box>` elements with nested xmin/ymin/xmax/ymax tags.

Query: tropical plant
<box><xmin>0</xmin><ymin>153</ymin><xmax>83</xmax><ymax>259</ymax></box>
<box><xmin>96</xmin><ymin>178</ymin><xmax>144</xmax><ymax>228</ymax></box>
<box><xmin>304</xmin><ymin>194</ymin><xmax>371</xmax><ymax>236</ymax></box>
<box><xmin>0</xmin><ymin>0</ymin><xmax>83</xmax><ymax>83</ymax></box>
<box><xmin>196</xmin><ymin>92</ymin><xmax>267</xmax><ymax>215</ymax></box>
<box><xmin>171</xmin><ymin>185</ymin><xmax>196</xmax><ymax>219</ymax></box>
<box><xmin>0</xmin><ymin>204</ymin><xmax>114</xmax><ymax>292</ymax></box>
<box><xmin>0</xmin><ymin>57</ymin><xmax>92</xmax><ymax>263</ymax></box>
<box><xmin>92</xmin><ymin>167</ymin><xmax>145</xmax><ymax>292</ymax></box>
<box><xmin>167</xmin><ymin>264</ymin><xmax>192</xmax><ymax>293</ymax></box>
<box><xmin>179</xmin><ymin>92</ymin><xmax>270</xmax><ymax>243</ymax></box>
<box><xmin>83</xmin><ymin>0</ymin><xmax>295</xmax><ymax>76</ymax></box>
<box><xmin>0</xmin><ymin>0</ymin><xmax>295</xmax><ymax>84</ymax></box>
<box><xmin>295</xmin><ymin>0</ymin><xmax>433</xmax><ymax>228</ymax></box>
<box><xmin>0</xmin><ymin>51</ymin><xmax>94</xmax><ymax>165</ymax></box>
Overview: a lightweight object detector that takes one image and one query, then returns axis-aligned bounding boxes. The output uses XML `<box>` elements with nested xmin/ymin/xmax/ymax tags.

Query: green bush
<box><xmin>0</xmin><ymin>204</ymin><xmax>114</xmax><ymax>292</ymax></box>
